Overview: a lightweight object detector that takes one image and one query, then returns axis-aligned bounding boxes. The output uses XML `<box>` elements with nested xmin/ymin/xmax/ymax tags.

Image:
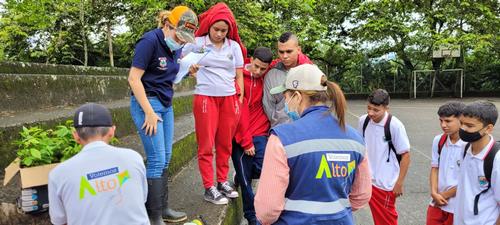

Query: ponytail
<box><xmin>157</xmin><ymin>10</ymin><xmax>172</xmax><ymax>28</ymax></box>
<box><xmin>321</xmin><ymin>76</ymin><xmax>347</xmax><ymax>130</ymax></box>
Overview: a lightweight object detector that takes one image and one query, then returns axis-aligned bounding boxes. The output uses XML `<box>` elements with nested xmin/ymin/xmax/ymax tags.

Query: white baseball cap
<box><xmin>270</xmin><ymin>64</ymin><xmax>328</xmax><ymax>94</ymax></box>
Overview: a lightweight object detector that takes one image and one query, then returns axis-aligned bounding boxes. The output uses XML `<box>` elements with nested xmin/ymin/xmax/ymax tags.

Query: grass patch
<box><xmin>167</xmin><ymin>132</ymin><xmax>197</xmax><ymax>176</ymax></box>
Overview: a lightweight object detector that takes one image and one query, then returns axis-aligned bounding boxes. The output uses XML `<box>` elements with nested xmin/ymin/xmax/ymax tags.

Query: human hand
<box><xmin>244</xmin><ymin>146</ymin><xmax>255</xmax><ymax>156</ymax></box>
<box><xmin>142</xmin><ymin>112</ymin><xmax>162</xmax><ymax>136</ymax></box>
<box><xmin>189</xmin><ymin>64</ymin><xmax>200</xmax><ymax>77</ymax></box>
<box><xmin>431</xmin><ymin>192</ymin><xmax>448</xmax><ymax>206</ymax></box>
<box><xmin>440</xmin><ymin>187</ymin><xmax>457</xmax><ymax>199</ymax></box>
<box><xmin>239</xmin><ymin>95</ymin><xmax>244</xmax><ymax>104</ymax></box>
<box><xmin>393</xmin><ymin>181</ymin><xmax>404</xmax><ymax>198</ymax></box>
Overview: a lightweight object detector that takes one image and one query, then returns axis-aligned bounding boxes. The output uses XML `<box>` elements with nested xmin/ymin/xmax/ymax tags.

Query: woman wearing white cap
<box><xmin>254</xmin><ymin>64</ymin><xmax>372</xmax><ymax>225</ymax></box>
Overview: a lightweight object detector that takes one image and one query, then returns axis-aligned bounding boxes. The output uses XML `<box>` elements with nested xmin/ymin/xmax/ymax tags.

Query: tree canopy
<box><xmin>0</xmin><ymin>0</ymin><xmax>498</xmax><ymax>92</ymax></box>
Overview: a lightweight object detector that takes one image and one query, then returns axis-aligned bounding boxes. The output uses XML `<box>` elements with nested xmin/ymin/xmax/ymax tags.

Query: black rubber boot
<box><xmin>146</xmin><ymin>178</ymin><xmax>166</xmax><ymax>225</ymax></box>
<box><xmin>162</xmin><ymin>170</ymin><xmax>187</xmax><ymax>223</ymax></box>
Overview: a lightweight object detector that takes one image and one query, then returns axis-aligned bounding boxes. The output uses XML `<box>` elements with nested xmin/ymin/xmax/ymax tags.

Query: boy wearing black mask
<box><xmin>455</xmin><ymin>101</ymin><xmax>499</xmax><ymax>225</ymax></box>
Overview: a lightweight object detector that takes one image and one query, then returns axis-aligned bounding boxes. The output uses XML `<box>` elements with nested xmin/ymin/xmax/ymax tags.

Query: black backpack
<box><xmin>362</xmin><ymin>114</ymin><xmax>402</xmax><ymax>163</ymax></box>
<box><xmin>462</xmin><ymin>141</ymin><xmax>500</xmax><ymax>215</ymax></box>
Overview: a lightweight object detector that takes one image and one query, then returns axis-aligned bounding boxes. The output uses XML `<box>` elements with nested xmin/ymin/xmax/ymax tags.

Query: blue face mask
<box><xmin>284</xmin><ymin>94</ymin><xmax>300</xmax><ymax>121</ymax></box>
<box><xmin>165</xmin><ymin>37</ymin><xmax>183</xmax><ymax>51</ymax></box>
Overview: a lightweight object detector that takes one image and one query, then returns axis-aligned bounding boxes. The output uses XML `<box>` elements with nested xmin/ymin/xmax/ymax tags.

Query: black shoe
<box><xmin>146</xmin><ymin>178</ymin><xmax>166</xmax><ymax>225</ymax></box>
<box><xmin>161</xmin><ymin>170</ymin><xmax>187</xmax><ymax>223</ymax></box>
<box><xmin>217</xmin><ymin>181</ymin><xmax>239</xmax><ymax>198</ymax></box>
<box><xmin>163</xmin><ymin>208</ymin><xmax>187</xmax><ymax>223</ymax></box>
<box><xmin>204</xmin><ymin>186</ymin><xmax>229</xmax><ymax>205</ymax></box>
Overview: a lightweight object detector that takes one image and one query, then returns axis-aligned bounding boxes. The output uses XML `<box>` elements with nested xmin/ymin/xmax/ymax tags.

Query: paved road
<box><xmin>349</xmin><ymin>97</ymin><xmax>500</xmax><ymax>225</ymax></box>
<box><xmin>242</xmin><ymin>97</ymin><xmax>500</xmax><ymax>225</ymax></box>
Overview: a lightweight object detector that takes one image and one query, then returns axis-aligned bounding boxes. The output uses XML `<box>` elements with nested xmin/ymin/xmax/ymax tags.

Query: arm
<box><xmin>233</xmin><ymin>42</ymin><xmax>244</xmax><ymax>103</ymax></box>
<box><xmin>234</xmin><ymin>98</ymin><xmax>255</xmax><ymax>155</ymax></box>
<box><xmin>393</xmin><ymin>152</ymin><xmax>410</xmax><ymax>197</ymax></box>
<box><xmin>440</xmin><ymin>187</ymin><xmax>456</xmax><ymax>200</ymax></box>
<box><xmin>392</xmin><ymin>121</ymin><xmax>411</xmax><ymax>197</ymax></box>
<box><xmin>262</xmin><ymin>74</ymin><xmax>276</xmax><ymax>123</ymax></box>
<box><xmin>236</xmin><ymin>68</ymin><xmax>244</xmax><ymax>103</ymax></box>
<box><xmin>128</xmin><ymin>67</ymin><xmax>162</xmax><ymax>136</ymax></box>
<box><xmin>349</xmin><ymin>157</ymin><xmax>372</xmax><ymax>211</ymax></box>
<box><xmin>430</xmin><ymin>167</ymin><xmax>448</xmax><ymax>205</ymax></box>
<box><xmin>48</xmin><ymin>173</ymin><xmax>67</xmax><ymax>225</ymax></box>
<box><xmin>255</xmin><ymin>134</ymin><xmax>289</xmax><ymax>225</ymax></box>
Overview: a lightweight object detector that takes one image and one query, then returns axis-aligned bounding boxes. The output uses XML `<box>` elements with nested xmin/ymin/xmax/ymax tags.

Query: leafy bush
<box><xmin>14</xmin><ymin>120</ymin><xmax>117</xmax><ymax>167</ymax></box>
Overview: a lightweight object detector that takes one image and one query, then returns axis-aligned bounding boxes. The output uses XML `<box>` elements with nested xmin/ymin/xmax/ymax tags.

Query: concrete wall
<box><xmin>0</xmin><ymin>61</ymin><xmax>196</xmax><ymax>113</ymax></box>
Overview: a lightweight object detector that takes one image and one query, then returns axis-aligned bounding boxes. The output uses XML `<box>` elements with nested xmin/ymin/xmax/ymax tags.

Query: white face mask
<box><xmin>165</xmin><ymin>37</ymin><xmax>183</xmax><ymax>51</ymax></box>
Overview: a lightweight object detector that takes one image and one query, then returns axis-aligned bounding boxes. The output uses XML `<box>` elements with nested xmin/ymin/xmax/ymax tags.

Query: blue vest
<box><xmin>270</xmin><ymin>106</ymin><xmax>365</xmax><ymax>225</ymax></box>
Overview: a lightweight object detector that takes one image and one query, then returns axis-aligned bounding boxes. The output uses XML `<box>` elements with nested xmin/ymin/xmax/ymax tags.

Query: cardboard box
<box><xmin>3</xmin><ymin>158</ymin><xmax>59</xmax><ymax>188</ymax></box>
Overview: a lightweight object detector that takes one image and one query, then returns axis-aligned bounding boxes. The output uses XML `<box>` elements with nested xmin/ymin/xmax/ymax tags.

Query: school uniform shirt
<box><xmin>131</xmin><ymin>28</ymin><xmax>180</xmax><ymax>108</ymax></box>
<box><xmin>454</xmin><ymin>136</ymin><xmax>500</xmax><ymax>225</ymax></box>
<box><xmin>429</xmin><ymin>134</ymin><xmax>467</xmax><ymax>213</ymax></box>
<box><xmin>358</xmin><ymin>112</ymin><xmax>410</xmax><ymax>191</ymax></box>
<box><xmin>182</xmin><ymin>36</ymin><xmax>244</xmax><ymax>97</ymax></box>
<box><xmin>48</xmin><ymin>141</ymin><xmax>149</xmax><ymax>225</ymax></box>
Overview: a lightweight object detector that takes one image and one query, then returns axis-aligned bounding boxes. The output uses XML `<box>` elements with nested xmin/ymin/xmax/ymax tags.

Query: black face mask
<box><xmin>459</xmin><ymin>127</ymin><xmax>485</xmax><ymax>143</ymax></box>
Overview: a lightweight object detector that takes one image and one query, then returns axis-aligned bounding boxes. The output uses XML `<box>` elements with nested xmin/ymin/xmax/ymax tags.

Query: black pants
<box><xmin>231</xmin><ymin>136</ymin><xmax>268</xmax><ymax>223</ymax></box>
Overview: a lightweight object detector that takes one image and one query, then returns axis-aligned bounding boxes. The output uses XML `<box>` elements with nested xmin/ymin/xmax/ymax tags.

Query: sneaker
<box><xmin>217</xmin><ymin>181</ymin><xmax>239</xmax><ymax>198</ymax></box>
<box><xmin>204</xmin><ymin>186</ymin><xmax>228</xmax><ymax>205</ymax></box>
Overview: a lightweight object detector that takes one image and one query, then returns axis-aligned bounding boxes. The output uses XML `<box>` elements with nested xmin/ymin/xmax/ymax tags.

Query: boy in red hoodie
<box><xmin>232</xmin><ymin>47</ymin><xmax>273</xmax><ymax>225</ymax></box>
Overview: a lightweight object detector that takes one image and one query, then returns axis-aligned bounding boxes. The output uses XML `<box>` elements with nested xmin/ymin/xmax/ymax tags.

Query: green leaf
<box><xmin>23</xmin><ymin>157</ymin><xmax>33</xmax><ymax>167</ymax></box>
<box><xmin>30</xmin><ymin>149</ymin><xmax>42</xmax><ymax>159</ymax></box>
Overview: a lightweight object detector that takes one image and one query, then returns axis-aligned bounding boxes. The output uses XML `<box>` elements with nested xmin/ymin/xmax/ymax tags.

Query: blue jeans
<box><xmin>130</xmin><ymin>96</ymin><xmax>174</xmax><ymax>178</ymax></box>
<box><xmin>231</xmin><ymin>136</ymin><xmax>268</xmax><ymax>223</ymax></box>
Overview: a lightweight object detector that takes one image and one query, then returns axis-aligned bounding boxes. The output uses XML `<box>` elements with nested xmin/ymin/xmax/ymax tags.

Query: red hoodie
<box><xmin>195</xmin><ymin>2</ymin><xmax>247</xmax><ymax>58</ymax></box>
<box><xmin>234</xmin><ymin>64</ymin><xmax>270</xmax><ymax>150</ymax></box>
<box><xmin>234</xmin><ymin>53</ymin><xmax>312</xmax><ymax>150</ymax></box>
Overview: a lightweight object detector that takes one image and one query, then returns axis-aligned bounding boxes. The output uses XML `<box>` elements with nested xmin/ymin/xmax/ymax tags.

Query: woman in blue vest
<box><xmin>128</xmin><ymin>6</ymin><xmax>197</xmax><ymax>225</ymax></box>
<box><xmin>254</xmin><ymin>64</ymin><xmax>372</xmax><ymax>225</ymax></box>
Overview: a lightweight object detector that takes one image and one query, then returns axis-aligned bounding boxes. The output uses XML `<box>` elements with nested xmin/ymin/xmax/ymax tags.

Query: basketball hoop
<box><xmin>433</xmin><ymin>44</ymin><xmax>460</xmax><ymax>58</ymax></box>
<box><xmin>441</xmin><ymin>49</ymin><xmax>452</xmax><ymax>58</ymax></box>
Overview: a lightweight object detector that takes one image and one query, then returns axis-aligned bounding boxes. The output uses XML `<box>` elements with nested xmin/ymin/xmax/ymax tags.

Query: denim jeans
<box><xmin>130</xmin><ymin>96</ymin><xmax>174</xmax><ymax>178</ymax></box>
<box><xmin>231</xmin><ymin>135</ymin><xmax>268</xmax><ymax>223</ymax></box>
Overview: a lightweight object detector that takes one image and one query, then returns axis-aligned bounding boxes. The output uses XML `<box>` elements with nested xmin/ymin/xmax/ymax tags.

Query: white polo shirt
<box><xmin>182</xmin><ymin>36</ymin><xmax>244</xmax><ymax>96</ymax></box>
<box><xmin>429</xmin><ymin>134</ymin><xmax>467</xmax><ymax>213</ymax></box>
<box><xmin>358</xmin><ymin>112</ymin><xmax>410</xmax><ymax>191</ymax></box>
<box><xmin>454</xmin><ymin>136</ymin><xmax>500</xmax><ymax>225</ymax></box>
<box><xmin>48</xmin><ymin>141</ymin><xmax>149</xmax><ymax>225</ymax></box>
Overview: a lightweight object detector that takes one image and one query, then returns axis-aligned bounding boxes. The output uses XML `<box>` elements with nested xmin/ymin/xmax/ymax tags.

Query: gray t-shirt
<box><xmin>263</xmin><ymin>62</ymin><xmax>292</xmax><ymax>128</ymax></box>
<box><xmin>48</xmin><ymin>141</ymin><xmax>149</xmax><ymax>225</ymax></box>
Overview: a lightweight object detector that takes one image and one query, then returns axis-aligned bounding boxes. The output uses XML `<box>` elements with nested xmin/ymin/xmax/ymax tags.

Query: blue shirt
<box><xmin>131</xmin><ymin>28</ymin><xmax>181</xmax><ymax>108</ymax></box>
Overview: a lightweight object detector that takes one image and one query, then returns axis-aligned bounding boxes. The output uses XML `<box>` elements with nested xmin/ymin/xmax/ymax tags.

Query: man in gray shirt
<box><xmin>263</xmin><ymin>32</ymin><xmax>312</xmax><ymax>127</ymax></box>
<box><xmin>48</xmin><ymin>103</ymin><xmax>149</xmax><ymax>225</ymax></box>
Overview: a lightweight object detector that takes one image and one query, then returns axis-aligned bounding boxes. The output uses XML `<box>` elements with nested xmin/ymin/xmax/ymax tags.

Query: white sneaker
<box><xmin>204</xmin><ymin>186</ymin><xmax>229</xmax><ymax>205</ymax></box>
<box><xmin>217</xmin><ymin>181</ymin><xmax>239</xmax><ymax>198</ymax></box>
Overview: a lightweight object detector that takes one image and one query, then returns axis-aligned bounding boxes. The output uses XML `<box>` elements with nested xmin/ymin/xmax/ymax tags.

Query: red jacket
<box><xmin>195</xmin><ymin>2</ymin><xmax>247</xmax><ymax>57</ymax></box>
<box><xmin>234</xmin><ymin>64</ymin><xmax>270</xmax><ymax>150</ymax></box>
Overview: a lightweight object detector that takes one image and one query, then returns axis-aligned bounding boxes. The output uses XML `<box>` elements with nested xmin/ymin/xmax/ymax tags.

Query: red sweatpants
<box><xmin>426</xmin><ymin>205</ymin><xmax>453</xmax><ymax>225</ymax></box>
<box><xmin>194</xmin><ymin>94</ymin><xmax>240</xmax><ymax>188</ymax></box>
<box><xmin>369</xmin><ymin>185</ymin><xmax>398</xmax><ymax>225</ymax></box>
